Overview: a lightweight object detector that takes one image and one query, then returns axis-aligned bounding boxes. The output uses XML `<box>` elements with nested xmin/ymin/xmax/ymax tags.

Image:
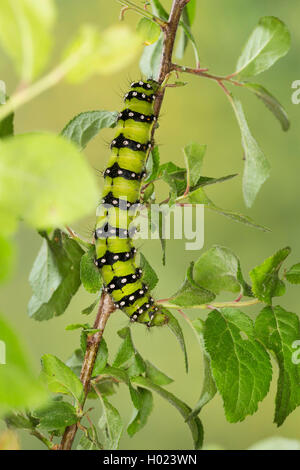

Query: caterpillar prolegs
<box><xmin>94</xmin><ymin>80</ymin><xmax>168</xmax><ymax>327</ymax></box>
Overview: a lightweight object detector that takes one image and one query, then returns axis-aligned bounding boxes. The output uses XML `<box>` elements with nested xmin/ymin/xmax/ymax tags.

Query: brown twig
<box><xmin>60</xmin><ymin>292</ymin><xmax>115</xmax><ymax>450</ymax></box>
<box><xmin>59</xmin><ymin>0</ymin><xmax>190</xmax><ymax>451</ymax></box>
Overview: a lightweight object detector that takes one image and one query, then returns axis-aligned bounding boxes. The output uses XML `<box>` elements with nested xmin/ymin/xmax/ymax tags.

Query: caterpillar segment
<box><xmin>95</xmin><ymin>80</ymin><xmax>168</xmax><ymax>327</ymax></box>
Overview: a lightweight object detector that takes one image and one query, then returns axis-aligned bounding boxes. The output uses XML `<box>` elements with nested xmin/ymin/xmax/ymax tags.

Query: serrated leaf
<box><xmin>28</xmin><ymin>231</ymin><xmax>83</xmax><ymax>320</ymax></box>
<box><xmin>0</xmin><ymin>0</ymin><xmax>56</xmax><ymax>81</ymax></box>
<box><xmin>255</xmin><ymin>305</ymin><xmax>300</xmax><ymax>426</ymax></box>
<box><xmin>285</xmin><ymin>263</ymin><xmax>300</xmax><ymax>284</ymax></box>
<box><xmin>0</xmin><ymin>133</ymin><xmax>98</xmax><ymax>228</ymax></box>
<box><xmin>204</xmin><ymin>308</ymin><xmax>272</xmax><ymax>422</ymax></box>
<box><xmin>230</xmin><ymin>96</ymin><xmax>270</xmax><ymax>207</ymax></box>
<box><xmin>98</xmin><ymin>397</ymin><xmax>123</xmax><ymax>450</ymax></box>
<box><xmin>80</xmin><ymin>246</ymin><xmax>102</xmax><ymax>294</ymax></box>
<box><xmin>131</xmin><ymin>376</ymin><xmax>203</xmax><ymax>449</ymax></box>
<box><xmin>236</xmin><ymin>16</ymin><xmax>291</xmax><ymax>79</ymax></box>
<box><xmin>169</xmin><ymin>262</ymin><xmax>215</xmax><ymax>307</ymax></box>
<box><xmin>164</xmin><ymin>308</ymin><xmax>188</xmax><ymax>372</ymax></box>
<box><xmin>139</xmin><ymin>34</ymin><xmax>163</xmax><ymax>80</ymax></box>
<box><xmin>33</xmin><ymin>401</ymin><xmax>77</xmax><ymax>431</ymax></box>
<box><xmin>183</xmin><ymin>143</ymin><xmax>206</xmax><ymax>187</ymax></box>
<box><xmin>250</xmin><ymin>247</ymin><xmax>290</xmax><ymax>304</ymax></box>
<box><xmin>0</xmin><ymin>312</ymin><xmax>47</xmax><ymax>417</ymax></box>
<box><xmin>41</xmin><ymin>354</ymin><xmax>83</xmax><ymax>403</ymax></box>
<box><xmin>189</xmin><ymin>319</ymin><xmax>217</xmax><ymax>418</ymax></box>
<box><xmin>145</xmin><ymin>361</ymin><xmax>173</xmax><ymax>386</ymax></box>
<box><xmin>137</xmin><ymin>17</ymin><xmax>161</xmax><ymax>46</ymax></box>
<box><xmin>127</xmin><ymin>388</ymin><xmax>153</xmax><ymax>437</ymax></box>
<box><xmin>193</xmin><ymin>245</ymin><xmax>242</xmax><ymax>295</ymax></box>
<box><xmin>140</xmin><ymin>253</ymin><xmax>158</xmax><ymax>290</ymax></box>
<box><xmin>61</xmin><ymin>110</ymin><xmax>118</xmax><ymax>150</ymax></box>
<box><xmin>244</xmin><ymin>83</ymin><xmax>290</xmax><ymax>132</ymax></box>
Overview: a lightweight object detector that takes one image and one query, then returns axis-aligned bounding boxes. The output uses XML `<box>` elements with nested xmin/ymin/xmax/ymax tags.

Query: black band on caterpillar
<box><xmin>114</xmin><ymin>284</ymin><xmax>149</xmax><ymax>308</ymax></box>
<box><xmin>130</xmin><ymin>81</ymin><xmax>154</xmax><ymax>90</ymax></box>
<box><xmin>104</xmin><ymin>267</ymin><xmax>142</xmax><ymax>293</ymax></box>
<box><xmin>101</xmin><ymin>192</ymin><xmax>140</xmax><ymax>210</ymax></box>
<box><xmin>110</xmin><ymin>133</ymin><xmax>151</xmax><ymax>152</ymax></box>
<box><xmin>118</xmin><ymin>109</ymin><xmax>156</xmax><ymax>124</ymax></box>
<box><xmin>124</xmin><ymin>90</ymin><xmax>155</xmax><ymax>103</ymax></box>
<box><xmin>104</xmin><ymin>162</ymin><xmax>146</xmax><ymax>181</ymax></box>
<box><xmin>95</xmin><ymin>247</ymin><xmax>137</xmax><ymax>267</ymax></box>
<box><xmin>95</xmin><ymin>224</ymin><xmax>136</xmax><ymax>240</ymax></box>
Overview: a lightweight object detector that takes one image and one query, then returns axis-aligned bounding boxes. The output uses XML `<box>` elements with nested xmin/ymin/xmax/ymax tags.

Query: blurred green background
<box><xmin>1</xmin><ymin>0</ymin><xmax>300</xmax><ymax>450</ymax></box>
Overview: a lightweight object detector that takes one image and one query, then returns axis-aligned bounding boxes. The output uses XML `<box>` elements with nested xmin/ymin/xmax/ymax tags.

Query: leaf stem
<box><xmin>117</xmin><ymin>0</ymin><xmax>168</xmax><ymax>28</ymax></box>
<box><xmin>158</xmin><ymin>298</ymin><xmax>261</xmax><ymax>310</ymax></box>
<box><xmin>171</xmin><ymin>63</ymin><xmax>244</xmax><ymax>88</ymax></box>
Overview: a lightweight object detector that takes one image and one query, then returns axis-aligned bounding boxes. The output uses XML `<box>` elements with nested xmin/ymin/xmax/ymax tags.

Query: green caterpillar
<box><xmin>94</xmin><ymin>79</ymin><xmax>168</xmax><ymax>327</ymax></box>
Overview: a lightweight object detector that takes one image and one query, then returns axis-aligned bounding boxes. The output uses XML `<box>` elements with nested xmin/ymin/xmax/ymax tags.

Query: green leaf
<box><xmin>140</xmin><ymin>253</ymin><xmax>158</xmax><ymax>290</ymax></box>
<box><xmin>61</xmin><ymin>110</ymin><xmax>118</xmax><ymax>150</ymax></box>
<box><xmin>189</xmin><ymin>319</ymin><xmax>217</xmax><ymax>418</ymax></box>
<box><xmin>204</xmin><ymin>308</ymin><xmax>272</xmax><ymax>422</ymax></box>
<box><xmin>285</xmin><ymin>263</ymin><xmax>300</xmax><ymax>284</ymax></box>
<box><xmin>186</xmin><ymin>0</ymin><xmax>197</xmax><ymax>24</ymax></box>
<box><xmin>137</xmin><ymin>17</ymin><xmax>161</xmax><ymax>45</ymax></box>
<box><xmin>0</xmin><ymin>82</ymin><xmax>14</xmax><ymax>139</ymax></box>
<box><xmin>64</xmin><ymin>24</ymin><xmax>140</xmax><ymax>83</ymax></box>
<box><xmin>250</xmin><ymin>247</ymin><xmax>290</xmax><ymax>304</ymax></box>
<box><xmin>66</xmin><ymin>349</ymin><xmax>83</xmax><ymax>377</ymax></box>
<box><xmin>151</xmin><ymin>0</ymin><xmax>168</xmax><ymax>20</ymax></box>
<box><xmin>29</xmin><ymin>238</ymin><xmax>62</xmax><ymax>303</ymax></box>
<box><xmin>255</xmin><ymin>305</ymin><xmax>300</xmax><ymax>426</ymax></box>
<box><xmin>0</xmin><ymin>0</ymin><xmax>56</xmax><ymax>81</ymax></box>
<box><xmin>183</xmin><ymin>143</ymin><xmax>206</xmax><ymax>187</ymax></box>
<box><xmin>131</xmin><ymin>376</ymin><xmax>203</xmax><ymax>450</ymax></box>
<box><xmin>41</xmin><ymin>354</ymin><xmax>83</xmax><ymax>403</ymax></box>
<box><xmin>168</xmin><ymin>262</ymin><xmax>215</xmax><ymax>307</ymax></box>
<box><xmin>33</xmin><ymin>400</ymin><xmax>77</xmax><ymax>431</ymax></box>
<box><xmin>127</xmin><ymin>388</ymin><xmax>153</xmax><ymax>437</ymax></box>
<box><xmin>235</xmin><ymin>16</ymin><xmax>291</xmax><ymax>79</ymax></box>
<box><xmin>243</xmin><ymin>83</ymin><xmax>290</xmax><ymax>132</ymax></box>
<box><xmin>113</xmin><ymin>328</ymin><xmax>135</xmax><ymax>368</ymax></box>
<box><xmin>193</xmin><ymin>245</ymin><xmax>242</xmax><ymax>295</ymax></box>
<box><xmin>145</xmin><ymin>361</ymin><xmax>173</xmax><ymax>386</ymax></box>
<box><xmin>0</xmin><ymin>312</ymin><xmax>47</xmax><ymax>417</ymax></box>
<box><xmin>0</xmin><ymin>133</ymin><xmax>98</xmax><ymax>228</ymax></box>
<box><xmin>92</xmin><ymin>338</ymin><xmax>108</xmax><ymax>377</ymax></box>
<box><xmin>81</xmin><ymin>296</ymin><xmax>100</xmax><ymax>315</ymax></box>
<box><xmin>139</xmin><ymin>34</ymin><xmax>163</xmax><ymax>80</ymax></box>
<box><xmin>145</xmin><ymin>145</ymin><xmax>160</xmax><ymax>182</ymax></box>
<box><xmin>98</xmin><ymin>397</ymin><xmax>123</xmax><ymax>450</ymax></box>
<box><xmin>0</xmin><ymin>235</ymin><xmax>15</xmax><ymax>283</ymax></box>
<box><xmin>164</xmin><ymin>308</ymin><xmax>188</xmax><ymax>373</ymax></box>
<box><xmin>230</xmin><ymin>96</ymin><xmax>270</xmax><ymax>207</ymax></box>
<box><xmin>28</xmin><ymin>231</ymin><xmax>84</xmax><ymax>321</ymax></box>
<box><xmin>80</xmin><ymin>246</ymin><xmax>102</xmax><ymax>294</ymax></box>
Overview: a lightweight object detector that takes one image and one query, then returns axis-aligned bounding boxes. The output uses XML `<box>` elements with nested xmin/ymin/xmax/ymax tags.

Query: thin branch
<box><xmin>60</xmin><ymin>292</ymin><xmax>115</xmax><ymax>450</ymax></box>
<box><xmin>157</xmin><ymin>298</ymin><xmax>261</xmax><ymax>310</ymax></box>
<box><xmin>117</xmin><ymin>0</ymin><xmax>168</xmax><ymax>28</ymax></box>
<box><xmin>171</xmin><ymin>63</ymin><xmax>244</xmax><ymax>88</ymax></box>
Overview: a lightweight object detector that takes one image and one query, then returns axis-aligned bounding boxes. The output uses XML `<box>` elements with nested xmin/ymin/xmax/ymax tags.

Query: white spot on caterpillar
<box><xmin>123</xmin><ymin>140</ymin><xmax>129</xmax><ymax>145</ymax></box>
<box><xmin>129</xmin><ymin>295</ymin><xmax>135</xmax><ymax>301</ymax></box>
<box><xmin>110</xmin><ymin>284</ymin><xmax>115</xmax><ymax>289</ymax></box>
<box><xmin>139</xmin><ymin>290</ymin><xmax>144</xmax><ymax>295</ymax></box>
<box><xmin>132</xmin><ymin>274</ymin><xmax>136</xmax><ymax>279</ymax></box>
<box><xmin>112</xmin><ymin>200</ymin><xmax>118</xmax><ymax>205</ymax></box>
<box><xmin>139</xmin><ymin>81</ymin><xmax>143</xmax><ymax>85</ymax></box>
<box><xmin>131</xmin><ymin>173</ymin><xmax>136</xmax><ymax>177</ymax></box>
<box><xmin>106</xmin><ymin>169</ymin><xmax>110</xmax><ymax>174</ymax></box>
<box><xmin>147</xmin><ymin>84</ymin><xmax>151</xmax><ymax>89</ymax></box>
<box><xmin>121</xmin><ymin>278</ymin><xmax>127</xmax><ymax>284</ymax></box>
<box><xmin>142</xmin><ymin>94</ymin><xmax>146</xmax><ymax>98</ymax></box>
<box><xmin>133</xmin><ymin>92</ymin><xmax>137</xmax><ymax>96</ymax></box>
<box><xmin>120</xmin><ymin>301</ymin><xmax>125</xmax><ymax>306</ymax></box>
<box><xmin>118</xmin><ymin>170</ymin><xmax>123</xmax><ymax>175</ymax></box>
<box><xmin>126</xmin><ymin>253</ymin><xmax>130</xmax><ymax>258</ymax></box>
<box><xmin>139</xmin><ymin>309</ymin><xmax>143</xmax><ymax>314</ymax></box>
<box><xmin>137</xmin><ymin>144</ymin><xmax>141</xmax><ymax>149</ymax></box>
<box><xmin>113</xmin><ymin>255</ymin><xmax>119</xmax><ymax>260</ymax></box>
<box><xmin>133</xmin><ymin>314</ymin><xmax>138</xmax><ymax>320</ymax></box>
<box><xmin>140</xmin><ymin>115</ymin><xmax>145</xmax><ymax>120</ymax></box>
<box><xmin>146</xmin><ymin>304</ymin><xmax>150</xmax><ymax>308</ymax></box>
<box><xmin>129</xmin><ymin>112</ymin><xmax>134</xmax><ymax>117</ymax></box>
<box><xmin>101</xmin><ymin>258</ymin><xmax>106</xmax><ymax>263</ymax></box>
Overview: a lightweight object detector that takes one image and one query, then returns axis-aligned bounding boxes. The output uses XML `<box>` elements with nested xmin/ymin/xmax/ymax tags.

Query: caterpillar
<box><xmin>94</xmin><ymin>79</ymin><xmax>168</xmax><ymax>328</ymax></box>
